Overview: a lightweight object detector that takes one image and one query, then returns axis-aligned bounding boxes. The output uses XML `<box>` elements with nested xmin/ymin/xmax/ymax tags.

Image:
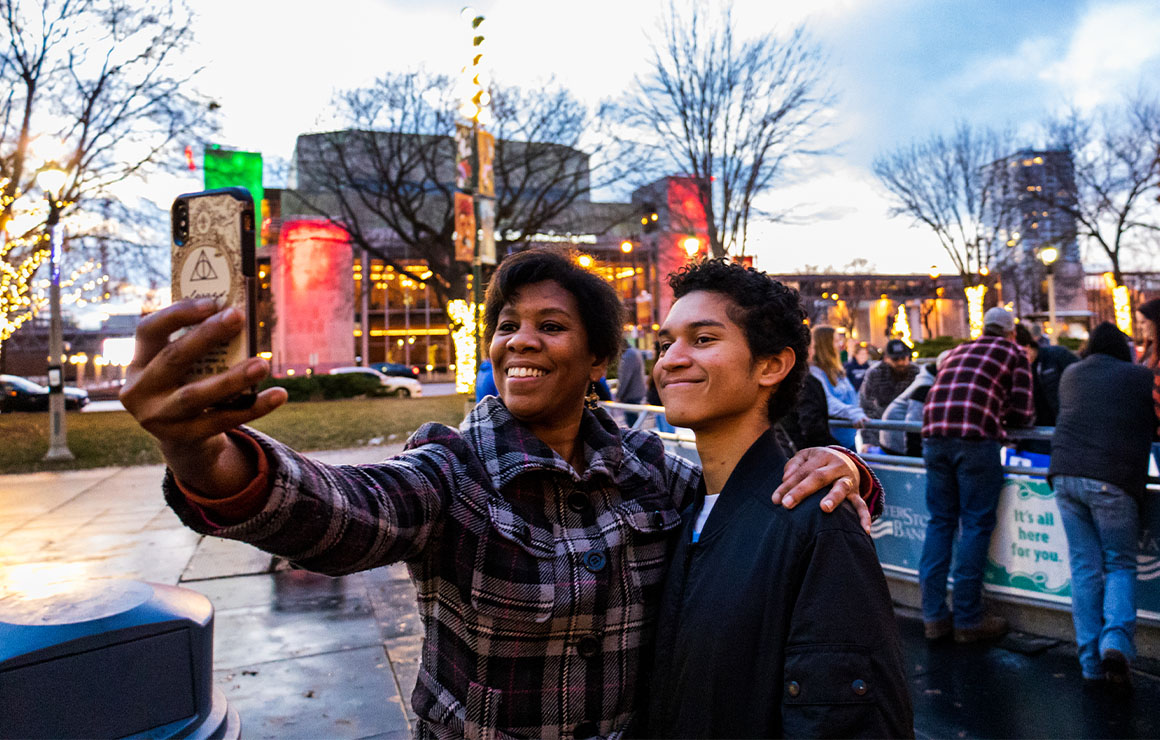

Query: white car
<box><xmin>329</xmin><ymin>366</ymin><xmax>423</xmax><ymax>398</ymax></box>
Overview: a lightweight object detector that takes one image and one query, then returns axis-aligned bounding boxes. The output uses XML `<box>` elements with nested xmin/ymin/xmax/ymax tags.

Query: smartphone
<box><xmin>171</xmin><ymin>187</ymin><xmax>258</xmax><ymax>409</ymax></box>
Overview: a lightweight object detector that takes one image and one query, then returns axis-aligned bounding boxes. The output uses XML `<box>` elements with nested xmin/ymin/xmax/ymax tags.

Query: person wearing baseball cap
<box><xmin>858</xmin><ymin>338</ymin><xmax>919</xmax><ymax>450</ymax></box>
<box><xmin>919</xmin><ymin>306</ymin><xmax>1034</xmax><ymax>644</ymax></box>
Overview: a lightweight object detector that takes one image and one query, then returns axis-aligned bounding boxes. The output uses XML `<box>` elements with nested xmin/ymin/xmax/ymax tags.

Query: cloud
<box><xmin>746</xmin><ymin>161</ymin><xmax>946</xmax><ymax>274</ymax></box>
<box><xmin>953</xmin><ymin>1</ymin><xmax>1160</xmax><ymax>112</ymax></box>
<box><xmin>1040</xmin><ymin>0</ymin><xmax>1160</xmax><ymax>108</ymax></box>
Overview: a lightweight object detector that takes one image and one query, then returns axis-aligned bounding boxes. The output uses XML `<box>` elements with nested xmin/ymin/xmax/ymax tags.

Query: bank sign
<box><xmin>870</xmin><ymin>465</ymin><xmax>1160</xmax><ymax>621</ymax></box>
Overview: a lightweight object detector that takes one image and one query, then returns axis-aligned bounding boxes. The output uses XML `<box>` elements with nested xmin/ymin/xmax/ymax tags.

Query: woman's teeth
<box><xmin>507</xmin><ymin>367</ymin><xmax>546</xmax><ymax>378</ymax></box>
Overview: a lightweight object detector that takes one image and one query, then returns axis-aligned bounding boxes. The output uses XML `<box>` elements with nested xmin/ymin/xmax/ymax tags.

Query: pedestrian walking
<box><xmin>809</xmin><ymin>325</ymin><xmax>869</xmax><ymax>451</ymax></box>
<box><xmin>1014</xmin><ymin>323</ymin><xmax>1078</xmax><ymax>455</ymax></box>
<box><xmin>119</xmin><ymin>248</ymin><xmax>878</xmax><ymax>740</ymax></box>
<box><xmin>880</xmin><ymin>356</ymin><xmax>940</xmax><ymax>457</ymax></box>
<box><xmin>844</xmin><ymin>343</ymin><xmax>872</xmax><ymax>392</ymax></box>
<box><xmin>859</xmin><ymin>338</ymin><xmax>919</xmax><ymax>449</ymax></box>
<box><xmin>1049</xmin><ymin>322</ymin><xmax>1158</xmax><ymax>687</ymax></box>
<box><xmin>646</xmin><ymin>259</ymin><xmax>913</xmax><ymax>738</ymax></box>
<box><xmin>474</xmin><ymin>359</ymin><xmax>498</xmax><ymax>401</ymax></box>
<box><xmin>615</xmin><ymin>338</ymin><xmax>647</xmax><ymax>428</ymax></box>
<box><xmin>780</xmin><ymin>372</ymin><xmax>840</xmax><ymax>451</ymax></box>
<box><xmin>1136</xmin><ymin>298</ymin><xmax>1160</xmax><ymax>470</ymax></box>
<box><xmin>920</xmin><ymin>306</ymin><xmax>1034</xmax><ymax>644</ymax></box>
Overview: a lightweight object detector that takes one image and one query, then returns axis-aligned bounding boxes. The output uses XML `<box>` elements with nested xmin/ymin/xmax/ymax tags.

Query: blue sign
<box><xmin>870</xmin><ymin>464</ymin><xmax>1160</xmax><ymax>621</ymax></box>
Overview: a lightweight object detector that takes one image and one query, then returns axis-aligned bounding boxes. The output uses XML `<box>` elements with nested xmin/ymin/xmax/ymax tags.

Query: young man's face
<box><xmin>653</xmin><ymin>290</ymin><xmax>790</xmax><ymax>433</ymax></box>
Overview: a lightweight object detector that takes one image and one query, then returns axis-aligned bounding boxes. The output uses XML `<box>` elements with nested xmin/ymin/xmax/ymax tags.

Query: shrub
<box><xmin>259</xmin><ymin>375</ymin><xmax>318</xmax><ymax>402</ymax></box>
<box><xmin>913</xmin><ymin>336</ymin><xmax>968</xmax><ymax>358</ymax></box>
<box><xmin>259</xmin><ymin>373</ymin><xmax>381</xmax><ymax>402</ymax></box>
<box><xmin>318</xmin><ymin>372</ymin><xmax>381</xmax><ymax>399</ymax></box>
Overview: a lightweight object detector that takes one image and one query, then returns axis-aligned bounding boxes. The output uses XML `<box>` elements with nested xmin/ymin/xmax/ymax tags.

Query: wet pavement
<box><xmin>2</xmin><ymin>449</ymin><xmax>1159</xmax><ymax>738</ymax></box>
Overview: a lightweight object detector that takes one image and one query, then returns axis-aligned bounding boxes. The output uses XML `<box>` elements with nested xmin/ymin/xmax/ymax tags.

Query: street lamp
<box><xmin>1039</xmin><ymin>245</ymin><xmax>1059</xmax><ymax>343</ymax></box>
<box><xmin>682</xmin><ymin>237</ymin><xmax>700</xmax><ymax>259</ymax></box>
<box><xmin>36</xmin><ymin>162</ymin><xmax>74</xmax><ymax>461</ymax></box>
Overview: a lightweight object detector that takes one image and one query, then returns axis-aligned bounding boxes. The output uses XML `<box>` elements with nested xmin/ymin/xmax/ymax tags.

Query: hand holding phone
<box><xmin>119</xmin><ymin>298</ymin><xmax>286</xmax><ymax>497</ymax></box>
<box><xmin>170</xmin><ymin>187</ymin><xmax>258</xmax><ymax>409</ymax></box>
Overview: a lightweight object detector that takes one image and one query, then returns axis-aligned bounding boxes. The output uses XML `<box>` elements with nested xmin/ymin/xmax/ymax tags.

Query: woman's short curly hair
<box><xmin>483</xmin><ymin>248</ymin><xmax>625</xmax><ymax>363</ymax></box>
<box><xmin>668</xmin><ymin>258</ymin><xmax>810</xmax><ymax>424</ymax></box>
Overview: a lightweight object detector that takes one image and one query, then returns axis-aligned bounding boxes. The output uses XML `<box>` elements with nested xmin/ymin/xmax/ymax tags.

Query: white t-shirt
<box><xmin>691</xmin><ymin>494</ymin><xmax>720</xmax><ymax>543</ymax></box>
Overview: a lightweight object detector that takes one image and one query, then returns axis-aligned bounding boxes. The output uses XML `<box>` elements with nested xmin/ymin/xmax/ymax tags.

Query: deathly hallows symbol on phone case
<box><xmin>190</xmin><ymin>250</ymin><xmax>219</xmax><ymax>281</ymax></box>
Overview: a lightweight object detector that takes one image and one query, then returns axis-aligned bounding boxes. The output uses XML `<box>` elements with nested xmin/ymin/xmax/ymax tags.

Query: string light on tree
<box><xmin>894</xmin><ymin>303</ymin><xmax>912</xmax><ymax>346</ymax></box>
<box><xmin>448</xmin><ymin>298</ymin><xmax>479</xmax><ymax>394</ymax></box>
<box><xmin>965</xmin><ymin>284</ymin><xmax>987</xmax><ymax>339</ymax></box>
<box><xmin>1103</xmin><ymin>272</ymin><xmax>1133</xmax><ymax>335</ymax></box>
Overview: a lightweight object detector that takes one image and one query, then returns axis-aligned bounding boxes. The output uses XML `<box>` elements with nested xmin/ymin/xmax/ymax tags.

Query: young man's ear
<box><xmin>757</xmin><ymin>348</ymin><xmax>796</xmax><ymax>389</ymax></box>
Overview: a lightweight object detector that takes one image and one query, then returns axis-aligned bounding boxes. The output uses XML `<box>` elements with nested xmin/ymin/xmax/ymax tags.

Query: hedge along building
<box><xmin>256</xmin><ymin>131</ymin><xmax>712</xmax><ymax>378</ymax></box>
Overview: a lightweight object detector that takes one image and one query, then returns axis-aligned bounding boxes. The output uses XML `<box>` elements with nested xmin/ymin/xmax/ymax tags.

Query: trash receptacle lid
<box><xmin>0</xmin><ymin>579</ymin><xmax>152</xmax><ymax>626</ymax></box>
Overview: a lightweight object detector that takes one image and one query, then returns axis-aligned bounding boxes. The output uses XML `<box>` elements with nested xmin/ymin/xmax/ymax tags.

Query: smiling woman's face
<box><xmin>490</xmin><ymin>280</ymin><xmax>604</xmax><ymax>434</ymax></box>
<box><xmin>1138</xmin><ymin>311</ymin><xmax>1157</xmax><ymax>342</ymax></box>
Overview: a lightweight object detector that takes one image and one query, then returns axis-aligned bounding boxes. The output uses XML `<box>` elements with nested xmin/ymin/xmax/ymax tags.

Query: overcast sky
<box><xmin>181</xmin><ymin>0</ymin><xmax>1160</xmax><ymax>275</ymax></box>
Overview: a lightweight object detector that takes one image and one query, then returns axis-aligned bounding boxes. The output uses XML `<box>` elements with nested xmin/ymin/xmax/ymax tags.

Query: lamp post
<box><xmin>681</xmin><ymin>236</ymin><xmax>701</xmax><ymax>260</ymax></box>
<box><xmin>37</xmin><ymin>163</ymin><xmax>74</xmax><ymax>462</ymax></box>
<box><xmin>1038</xmin><ymin>245</ymin><xmax>1059</xmax><ymax>344</ymax></box>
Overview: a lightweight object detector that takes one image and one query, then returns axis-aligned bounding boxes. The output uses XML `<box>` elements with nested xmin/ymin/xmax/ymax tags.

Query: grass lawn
<box><xmin>0</xmin><ymin>394</ymin><xmax>471</xmax><ymax>475</ymax></box>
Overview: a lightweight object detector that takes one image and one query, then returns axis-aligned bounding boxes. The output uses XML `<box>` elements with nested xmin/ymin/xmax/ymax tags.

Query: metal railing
<box><xmin>603</xmin><ymin>402</ymin><xmax>1160</xmax><ymax>486</ymax></box>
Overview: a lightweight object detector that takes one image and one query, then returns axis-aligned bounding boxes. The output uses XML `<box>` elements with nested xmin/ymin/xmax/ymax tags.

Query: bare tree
<box><xmin>633</xmin><ymin>1</ymin><xmax>833</xmax><ymax>258</ymax></box>
<box><xmin>0</xmin><ymin>0</ymin><xmax>217</xmax><ymax>357</ymax></box>
<box><xmin>873</xmin><ymin>123</ymin><xmax>1017</xmax><ymax>294</ymax></box>
<box><xmin>1042</xmin><ymin>96</ymin><xmax>1160</xmax><ymax>284</ymax></box>
<box><xmin>289</xmin><ymin>69</ymin><xmax>638</xmax><ymax>313</ymax></box>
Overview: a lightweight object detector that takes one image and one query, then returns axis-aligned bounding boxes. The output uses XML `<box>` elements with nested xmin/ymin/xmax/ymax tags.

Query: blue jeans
<box><xmin>919</xmin><ymin>437</ymin><xmax>1004</xmax><ymax>628</ymax></box>
<box><xmin>1053</xmin><ymin>475</ymin><xmax>1139</xmax><ymax>679</ymax></box>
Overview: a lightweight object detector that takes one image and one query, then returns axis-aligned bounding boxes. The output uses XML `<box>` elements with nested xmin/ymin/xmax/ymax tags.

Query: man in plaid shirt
<box><xmin>920</xmin><ymin>307</ymin><xmax>1034</xmax><ymax>645</ymax></box>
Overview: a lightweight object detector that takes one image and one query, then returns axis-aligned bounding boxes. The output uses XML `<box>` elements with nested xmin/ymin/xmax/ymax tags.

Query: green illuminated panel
<box><xmin>204</xmin><ymin>147</ymin><xmax>263</xmax><ymax>213</ymax></box>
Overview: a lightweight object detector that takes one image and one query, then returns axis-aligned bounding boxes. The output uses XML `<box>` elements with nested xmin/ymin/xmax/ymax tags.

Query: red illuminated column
<box><xmin>271</xmin><ymin>219</ymin><xmax>354</xmax><ymax>375</ymax></box>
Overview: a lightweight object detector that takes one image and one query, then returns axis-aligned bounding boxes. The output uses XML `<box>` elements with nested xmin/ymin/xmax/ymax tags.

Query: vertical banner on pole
<box><xmin>477</xmin><ymin>130</ymin><xmax>495</xmax><ymax>198</ymax></box>
<box><xmin>477</xmin><ymin>198</ymin><xmax>496</xmax><ymax>265</ymax></box>
<box><xmin>454</xmin><ymin>192</ymin><xmax>476</xmax><ymax>262</ymax></box>
<box><xmin>455</xmin><ymin>124</ymin><xmax>475</xmax><ymax>191</ymax></box>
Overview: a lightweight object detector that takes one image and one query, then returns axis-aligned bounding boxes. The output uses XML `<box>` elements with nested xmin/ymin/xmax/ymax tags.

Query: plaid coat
<box><xmin>166</xmin><ymin>397</ymin><xmax>698</xmax><ymax>739</ymax></box>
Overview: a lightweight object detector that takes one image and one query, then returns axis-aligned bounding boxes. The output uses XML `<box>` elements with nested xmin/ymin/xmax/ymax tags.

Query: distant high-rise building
<box><xmin>986</xmin><ymin>149</ymin><xmax>1085</xmax><ymax>318</ymax></box>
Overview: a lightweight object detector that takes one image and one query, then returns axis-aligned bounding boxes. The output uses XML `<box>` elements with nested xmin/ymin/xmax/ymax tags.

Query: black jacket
<box><xmin>1032</xmin><ymin>344</ymin><xmax>1078</xmax><ymax>426</ymax></box>
<box><xmin>780</xmin><ymin>373</ymin><xmax>840</xmax><ymax>451</ymax></box>
<box><xmin>1049</xmin><ymin>354</ymin><xmax>1157</xmax><ymax>498</ymax></box>
<box><xmin>644</xmin><ymin>430</ymin><xmax>913</xmax><ymax>739</ymax></box>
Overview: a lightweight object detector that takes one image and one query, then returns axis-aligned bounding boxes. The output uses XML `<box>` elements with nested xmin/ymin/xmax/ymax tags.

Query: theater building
<box><xmin>257</xmin><ymin>130</ymin><xmax>713</xmax><ymax>376</ymax></box>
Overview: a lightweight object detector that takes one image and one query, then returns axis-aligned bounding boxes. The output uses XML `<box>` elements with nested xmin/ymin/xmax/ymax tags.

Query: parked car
<box><xmin>0</xmin><ymin>374</ymin><xmax>90</xmax><ymax>412</ymax></box>
<box><xmin>370</xmin><ymin>362</ymin><xmax>421</xmax><ymax>380</ymax></box>
<box><xmin>328</xmin><ymin>367</ymin><xmax>422</xmax><ymax>398</ymax></box>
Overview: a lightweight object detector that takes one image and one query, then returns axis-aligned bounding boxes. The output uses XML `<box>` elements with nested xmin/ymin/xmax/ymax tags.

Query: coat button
<box><xmin>567</xmin><ymin>492</ymin><xmax>590</xmax><ymax>513</ymax></box>
<box><xmin>786</xmin><ymin>680</ymin><xmax>801</xmax><ymax>698</ymax></box>
<box><xmin>573</xmin><ymin>720</ymin><xmax>597</xmax><ymax>738</ymax></box>
<box><xmin>582</xmin><ymin>549</ymin><xmax>608</xmax><ymax>573</ymax></box>
<box><xmin>577</xmin><ymin>633</ymin><xmax>601</xmax><ymax>658</ymax></box>
<box><xmin>649</xmin><ymin>510</ymin><xmax>665</xmax><ymax>528</ymax></box>
<box><xmin>852</xmin><ymin>679</ymin><xmax>868</xmax><ymax>696</ymax></box>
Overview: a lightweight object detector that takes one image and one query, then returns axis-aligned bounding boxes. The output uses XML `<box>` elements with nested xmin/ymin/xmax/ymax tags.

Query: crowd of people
<box><xmin>803</xmin><ymin>301</ymin><xmax>1160</xmax><ymax>689</ymax></box>
<box><xmin>119</xmin><ymin>246</ymin><xmax>1158</xmax><ymax>736</ymax></box>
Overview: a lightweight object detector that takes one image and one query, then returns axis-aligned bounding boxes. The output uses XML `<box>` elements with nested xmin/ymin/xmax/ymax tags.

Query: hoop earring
<box><xmin>585</xmin><ymin>381</ymin><xmax>600</xmax><ymax>410</ymax></box>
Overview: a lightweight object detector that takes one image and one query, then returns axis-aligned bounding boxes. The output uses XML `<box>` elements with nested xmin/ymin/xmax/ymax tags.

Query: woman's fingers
<box><xmin>157</xmin><ymin>387</ymin><xmax>288</xmax><ymax>443</ymax></box>
<box><xmin>161</xmin><ymin>356</ymin><xmax>268</xmax><ymax>420</ymax></box>
<box><xmin>817</xmin><ymin>476</ymin><xmax>872</xmax><ymax>534</ymax></box>
<box><xmin>772</xmin><ymin>447</ymin><xmax>826</xmax><ymax>504</ymax></box>
<box><xmin>127</xmin><ymin>307</ymin><xmax>244</xmax><ymax>402</ymax></box>
<box><xmin>129</xmin><ymin>299</ymin><xmax>219</xmax><ymax>372</ymax></box>
<box><xmin>772</xmin><ymin>446</ymin><xmax>860</xmax><ymax>509</ymax></box>
<box><xmin>121</xmin><ymin>302</ymin><xmax>284</xmax><ymax>449</ymax></box>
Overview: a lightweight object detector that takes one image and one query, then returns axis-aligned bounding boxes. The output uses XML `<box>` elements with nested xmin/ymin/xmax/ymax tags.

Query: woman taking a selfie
<box><xmin>121</xmin><ymin>249</ymin><xmax>877</xmax><ymax>739</ymax></box>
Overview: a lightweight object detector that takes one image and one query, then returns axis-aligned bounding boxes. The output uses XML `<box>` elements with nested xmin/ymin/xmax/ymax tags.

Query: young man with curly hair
<box><xmin>644</xmin><ymin>259</ymin><xmax>913</xmax><ymax>738</ymax></box>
